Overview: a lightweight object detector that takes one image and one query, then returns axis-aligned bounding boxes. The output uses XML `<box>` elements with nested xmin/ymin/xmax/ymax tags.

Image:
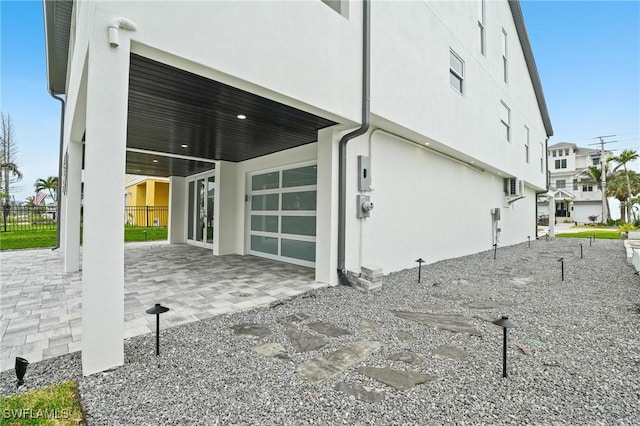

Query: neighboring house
<box><xmin>124</xmin><ymin>175</ymin><xmax>169</xmax><ymax>226</ymax></box>
<box><xmin>44</xmin><ymin>0</ymin><xmax>553</xmax><ymax>374</ymax></box>
<box><xmin>537</xmin><ymin>142</ymin><xmax>612</xmax><ymax>224</ymax></box>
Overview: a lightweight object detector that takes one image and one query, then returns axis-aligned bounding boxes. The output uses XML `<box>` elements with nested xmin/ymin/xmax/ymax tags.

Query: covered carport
<box><xmin>45</xmin><ymin>1</ymin><xmax>339</xmax><ymax>375</ymax></box>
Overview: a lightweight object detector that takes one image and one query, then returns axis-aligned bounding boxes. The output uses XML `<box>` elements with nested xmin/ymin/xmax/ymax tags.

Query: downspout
<box><xmin>49</xmin><ymin>92</ymin><xmax>65</xmax><ymax>250</ymax></box>
<box><xmin>337</xmin><ymin>0</ymin><xmax>371</xmax><ymax>285</ymax></box>
<box><xmin>535</xmin><ymin>137</ymin><xmax>550</xmax><ymax>238</ymax></box>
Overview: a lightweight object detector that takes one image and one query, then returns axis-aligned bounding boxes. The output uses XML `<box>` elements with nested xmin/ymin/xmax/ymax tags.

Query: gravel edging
<box><xmin>2</xmin><ymin>238</ymin><xmax>639</xmax><ymax>425</ymax></box>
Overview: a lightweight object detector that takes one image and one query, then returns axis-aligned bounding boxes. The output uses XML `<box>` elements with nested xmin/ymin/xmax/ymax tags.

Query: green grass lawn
<box><xmin>0</xmin><ymin>227</ymin><xmax>167</xmax><ymax>250</ymax></box>
<box><xmin>0</xmin><ymin>381</ymin><xmax>84</xmax><ymax>425</ymax></box>
<box><xmin>556</xmin><ymin>231</ymin><xmax>622</xmax><ymax>239</ymax></box>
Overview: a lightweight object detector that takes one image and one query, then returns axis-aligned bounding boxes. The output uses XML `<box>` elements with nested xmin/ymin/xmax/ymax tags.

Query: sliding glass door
<box><xmin>186</xmin><ymin>172</ymin><xmax>215</xmax><ymax>248</ymax></box>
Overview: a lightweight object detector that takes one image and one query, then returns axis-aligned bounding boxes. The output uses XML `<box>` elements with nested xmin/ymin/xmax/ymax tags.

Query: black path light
<box><xmin>558</xmin><ymin>257</ymin><xmax>564</xmax><ymax>281</ymax></box>
<box><xmin>492</xmin><ymin>316</ymin><xmax>518</xmax><ymax>378</ymax></box>
<box><xmin>527</xmin><ymin>236</ymin><xmax>531</xmax><ymax>248</ymax></box>
<box><xmin>415</xmin><ymin>258</ymin><xmax>425</xmax><ymax>283</ymax></box>
<box><xmin>146</xmin><ymin>303</ymin><xmax>170</xmax><ymax>356</ymax></box>
<box><xmin>15</xmin><ymin>357</ymin><xmax>28</xmax><ymax>388</ymax></box>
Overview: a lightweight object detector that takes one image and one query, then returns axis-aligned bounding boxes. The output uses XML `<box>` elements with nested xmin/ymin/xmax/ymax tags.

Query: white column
<box><xmin>63</xmin><ymin>140</ymin><xmax>83</xmax><ymax>272</ymax></box>
<box><xmin>548</xmin><ymin>195</ymin><xmax>556</xmax><ymax>237</ymax></box>
<box><xmin>168</xmin><ymin>176</ymin><xmax>186</xmax><ymax>244</ymax></box>
<box><xmin>81</xmin><ymin>37</ymin><xmax>130</xmax><ymax>376</ymax></box>
<box><xmin>215</xmin><ymin>161</ymin><xmax>237</xmax><ymax>255</ymax></box>
<box><xmin>315</xmin><ymin>127</ymin><xmax>340</xmax><ymax>286</ymax></box>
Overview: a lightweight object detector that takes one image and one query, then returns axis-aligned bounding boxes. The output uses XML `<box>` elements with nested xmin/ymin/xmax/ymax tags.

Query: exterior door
<box><xmin>187</xmin><ymin>172</ymin><xmax>215</xmax><ymax>248</ymax></box>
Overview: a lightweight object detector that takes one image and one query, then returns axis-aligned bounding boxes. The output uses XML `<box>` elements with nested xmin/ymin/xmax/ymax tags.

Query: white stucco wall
<box><xmin>71</xmin><ymin>0</ymin><xmax>362</xmax><ymax>125</ymax></box>
<box><xmin>342</xmin><ymin>129</ymin><xmax>537</xmax><ymax>274</ymax></box>
<box><xmin>371</xmin><ymin>1</ymin><xmax>548</xmax><ymax>191</ymax></box>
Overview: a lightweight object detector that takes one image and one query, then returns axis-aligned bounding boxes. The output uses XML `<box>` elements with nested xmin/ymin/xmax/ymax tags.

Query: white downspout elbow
<box><xmin>108</xmin><ymin>17</ymin><xmax>138</xmax><ymax>47</ymax></box>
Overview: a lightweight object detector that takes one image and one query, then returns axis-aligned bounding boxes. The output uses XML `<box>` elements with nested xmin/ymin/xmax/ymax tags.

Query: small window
<box><xmin>501</xmin><ymin>29</ymin><xmax>508</xmax><ymax>83</ymax></box>
<box><xmin>449</xmin><ymin>50</ymin><xmax>464</xmax><ymax>94</ymax></box>
<box><xmin>321</xmin><ymin>0</ymin><xmax>348</xmax><ymax>17</ymax></box>
<box><xmin>500</xmin><ymin>102</ymin><xmax>510</xmax><ymax>141</ymax></box>
<box><xmin>524</xmin><ymin>126</ymin><xmax>530</xmax><ymax>163</ymax></box>
<box><xmin>478</xmin><ymin>0</ymin><xmax>486</xmax><ymax>55</ymax></box>
<box><xmin>556</xmin><ymin>180</ymin><xmax>566</xmax><ymax>189</ymax></box>
<box><xmin>554</xmin><ymin>159</ymin><xmax>567</xmax><ymax>169</ymax></box>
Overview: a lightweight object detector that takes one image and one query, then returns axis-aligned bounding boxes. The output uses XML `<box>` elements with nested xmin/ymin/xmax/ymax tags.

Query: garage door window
<box><xmin>250</xmin><ymin>164</ymin><xmax>317</xmax><ymax>267</ymax></box>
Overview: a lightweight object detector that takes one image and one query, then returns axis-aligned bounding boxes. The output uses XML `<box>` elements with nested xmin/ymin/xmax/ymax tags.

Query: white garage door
<box><xmin>249</xmin><ymin>163</ymin><xmax>317</xmax><ymax>267</ymax></box>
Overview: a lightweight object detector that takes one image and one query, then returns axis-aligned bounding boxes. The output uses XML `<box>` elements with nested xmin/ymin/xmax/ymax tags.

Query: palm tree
<box><xmin>579</xmin><ymin>164</ymin><xmax>611</xmax><ymax>221</ymax></box>
<box><xmin>34</xmin><ymin>176</ymin><xmax>58</xmax><ymax>204</ymax></box>
<box><xmin>606</xmin><ymin>170</ymin><xmax>640</xmax><ymax>222</ymax></box>
<box><xmin>0</xmin><ymin>161</ymin><xmax>22</xmax><ymax>204</ymax></box>
<box><xmin>608</xmin><ymin>149</ymin><xmax>639</xmax><ymax>222</ymax></box>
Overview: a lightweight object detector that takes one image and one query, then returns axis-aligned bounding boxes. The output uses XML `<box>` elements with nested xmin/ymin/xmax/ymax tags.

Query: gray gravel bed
<box><xmin>2</xmin><ymin>238</ymin><xmax>639</xmax><ymax>425</ymax></box>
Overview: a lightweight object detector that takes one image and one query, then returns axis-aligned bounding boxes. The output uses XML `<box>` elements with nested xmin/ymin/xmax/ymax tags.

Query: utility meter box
<box><xmin>358</xmin><ymin>156</ymin><xmax>371</xmax><ymax>191</ymax></box>
<box><xmin>357</xmin><ymin>195</ymin><xmax>373</xmax><ymax>218</ymax></box>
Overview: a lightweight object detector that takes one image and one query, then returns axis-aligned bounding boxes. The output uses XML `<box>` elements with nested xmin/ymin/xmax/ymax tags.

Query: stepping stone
<box><xmin>278</xmin><ymin>313</ymin><xmax>310</xmax><ymax>328</ymax></box>
<box><xmin>432</xmin><ymin>345</ymin><xmax>469</xmax><ymax>361</ymax></box>
<box><xmin>335</xmin><ymin>382</ymin><xmax>386</xmax><ymax>403</ymax></box>
<box><xmin>396</xmin><ymin>331</ymin><xmax>416</xmax><ymax>341</ymax></box>
<box><xmin>253</xmin><ymin>343</ymin><xmax>290</xmax><ymax>360</ymax></box>
<box><xmin>358</xmin><ymin>319</ymin><xmax>381</xmax><ymax>332</ymax></box>
<box><xmin>431</xmin><ymin>294</ymin><xmax>463</xmax><ymax>301</ymax></box>
<box><xmin>473</xmin><ymin>314</ymin><xmax>495</xmax><ymax>323</ymax></box>
<box><xmin>463</xmin><ymin>301</ymin><xmax>515</xmax><ymax>310</ymax></box>
<box><xmin>392</xmin><ymin>311</ymin><xmax>481</xmax><ymax>336</ymax></box>
<box><xmin>415</xmin><ymin>303</ymin><xmax>446</xmax><ymax>311</ymax></box>
<box><xmin>286</xmin><ymin>329</ymin><xmax>326</xmax><ymax>353</ymax></box>
<box><xmin>296</xmin><ymin>341</ymin><xmax>381</xmax><ymax>384</ymax></box>
<box><xmin>386</xmin><ymin>351</ymin><xmax>422</xmax><ymax>366</ymax></box>
<box><xmin>458</xmin><ymin>289</ymin><xmax>495</xmax><ymax>299</ymax></box>
<box><xmin>357</xmin><ymin>366</ymin><xmax>439</xmax><ymax>391</ymax></box>
<box><xmin>230</xmin><ymin>323</ymin><xmax>271</xmax><ymax>339</ymax></box>
<box><xmin>307</xmin><ymin>321</ymin><xmax>351</xmax><ymax>337</ymax></box>
<box><xmin>510</xmin><ymin>277</ymin><xmax>534</xmax><ymax>286</ymax></box>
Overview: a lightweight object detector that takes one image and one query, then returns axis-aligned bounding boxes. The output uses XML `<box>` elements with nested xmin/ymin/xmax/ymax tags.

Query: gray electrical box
<box><xmin>492</xmin><ymin>207</ymin><xmax>501</xmax><ymax>220</ymax></box>
<box><xmin>358</xmin><ymin>156</ymin><xmax>371</xmax><ymax>191</ymax></box>
<box><xmin>357</xmin><ymin>195</ymin><xmax>373</xmax><ymax>218</ymax></box>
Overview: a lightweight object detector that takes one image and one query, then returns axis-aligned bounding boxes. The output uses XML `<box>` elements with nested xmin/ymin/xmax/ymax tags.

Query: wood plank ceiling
<box><xmin>126</xmin><ymin>54</ymin><xmax>335</xmax><ymax>177</ymax></box>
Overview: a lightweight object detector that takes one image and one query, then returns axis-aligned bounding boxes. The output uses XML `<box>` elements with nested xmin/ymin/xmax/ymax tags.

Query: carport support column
<box><xmin>168</xmin><ymin>176</ymin><xmax>186</xmax><ymax>244</ymax></box>
<box><xmin>81</xmin><ymin>39</ymin><xmax>130</xmax><ymax>375</ymax></box>
<box><xmin>315</xmin><ymin>127</ymin><xmax>340</xmax><ymax>286</ymax></box>
<box><xmin>63</xmin><ymin>140</ymin><xmax>83</xmax><ymax>273</ymax></box>
<box><xmin>548</xmin><ymin>195</ymin><xmax>556</xmax><ymax>238</ymax></box>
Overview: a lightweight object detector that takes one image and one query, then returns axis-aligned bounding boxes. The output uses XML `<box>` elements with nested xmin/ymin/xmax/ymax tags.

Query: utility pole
<box><xmin>590</xmin><ymin>135</ymin><xmax>617</xmax><ymax>223</ymax></box>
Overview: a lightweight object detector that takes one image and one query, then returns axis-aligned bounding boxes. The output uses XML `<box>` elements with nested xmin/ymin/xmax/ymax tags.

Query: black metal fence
<box><xmin>1</xmin><ymin>205</ymin><xmax>169</xmax><ymax>232</ymax></box>
<box><xmin>125</xmin><ymin>206</ymin><xmax>168</xmax><ymax>227</ymax></box>
<box><xmin>1</xmin><ymin>205</ymin><xmax>58</xmax><ymax>232</ymax></box>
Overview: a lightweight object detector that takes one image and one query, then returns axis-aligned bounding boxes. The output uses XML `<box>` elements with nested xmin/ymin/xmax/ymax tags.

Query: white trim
<box><xmin>126</xmin><ymin>147</ymin><xmax>218</xmax><ymax>163</ymax></box>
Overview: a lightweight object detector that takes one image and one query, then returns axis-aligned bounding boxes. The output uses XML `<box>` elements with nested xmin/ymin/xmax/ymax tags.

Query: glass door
<box><xmin>186</xmin><ymin>172</ymin><xmax>215</xmax><ymax>248</ymax></box>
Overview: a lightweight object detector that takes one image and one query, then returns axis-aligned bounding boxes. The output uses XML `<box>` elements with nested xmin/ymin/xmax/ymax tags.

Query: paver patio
<box><xmin>0</xmin><ymin>242</ymin><xmax>325</xmax><ymax>371</ymax></box>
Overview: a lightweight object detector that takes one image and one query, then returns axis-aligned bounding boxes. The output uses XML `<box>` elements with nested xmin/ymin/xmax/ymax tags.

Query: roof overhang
<box><xmin>43</xmin><ymin>0</ymin><xmax>72</xmax><ymax>95</ymax></box>
<box><xmin>508</xmin><ymin>0</ymin><xmax>554</xmax><ymax>137</ymax></box>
